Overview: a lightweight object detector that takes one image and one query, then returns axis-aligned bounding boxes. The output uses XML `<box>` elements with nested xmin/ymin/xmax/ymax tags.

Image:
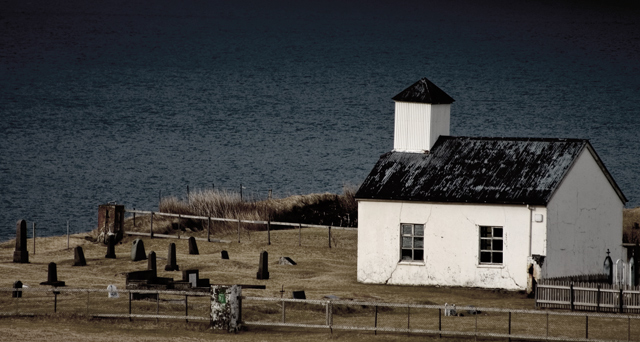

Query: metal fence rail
<box><xmin>242</xmin><ymin>296</ymin><xmax>640</xmax><ymax>341</ymax></box>
<box><xmin>125</xmin><ymin>208</ymin><xmax>356</xmax><ymax>246</ymax></box>
<box><xmin>0</xmin><ymin>287</ymin><xmax>211</xmax><ymax>322</ymax></box>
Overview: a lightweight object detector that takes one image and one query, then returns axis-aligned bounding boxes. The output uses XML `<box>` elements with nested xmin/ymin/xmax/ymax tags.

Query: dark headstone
<box><xmin>188</xmin><ymin>237</ymin><xmax>199</xmax><ymax>255</ymax></box>
<box><xmin>221</xmin><ymin>250</ymin><xmax>229</xmax><ymax>259</ymax></box>
<box><xmin>13</xmin><ymin>280</ymin><xmax>23</xmax><ymax>298</ymax></box>
<box><xmin>165</xmin><ymin>243</ymin><xmax>179</xmax><ymax>271</ymax></box>
<box><xmin>13</xmin><ymin>220</ymin><xmax>29</xmax><ymax>263</ymax></box>
<box><xmin>292</xmin><ymin>290</ymin><xmax>306</xmax><ymax>299</ymax></box>
<box><xmin>131</xmin><ymin>238</ymin><xmax>147</xmax><ymax>261</ymax></box>
<box><xmin>256</xmin><ymin>251</ymin><xmax>269</xmax><ymax>280</ymax></box>
<box><xmin>40</xmin><ymin>262</ymin><xmax>65</xmax><ymax>286</ymax></box>
<box><xmin>147</xmin><ymin>251</ymin><xmax>157</xmax><ymax>275</ymax></box>
<box><xmin>73</xmin><ymin>246</ymin><xmax>87</xmax><ymax>266</ymax></box>
<box><xmin>105</xmin><ymin>235</ymin><xmax>116</xmax><ymax>259</ymax></box>
<box><xmin>278</xmin><ymin>256</ymin><xmax>297</xmax><ymax>265</ymax></box>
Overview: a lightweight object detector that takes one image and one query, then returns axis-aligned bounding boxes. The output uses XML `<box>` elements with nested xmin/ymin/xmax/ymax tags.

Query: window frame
<box><xmin>399</xmin><ymin>223</ymin><xmax>425</xmax><ymax>263</ymax></box>
<box><xmin>478</xmin><ymin>226</ymin><xmax>504</xmax><ymax>265</ymax></box>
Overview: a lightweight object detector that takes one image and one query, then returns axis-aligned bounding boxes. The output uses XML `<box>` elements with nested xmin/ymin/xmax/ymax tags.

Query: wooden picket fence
<box><xmin>536</xmin><ymin>279</ymin><xmax>640</xmax><ymax>313</ymax></box>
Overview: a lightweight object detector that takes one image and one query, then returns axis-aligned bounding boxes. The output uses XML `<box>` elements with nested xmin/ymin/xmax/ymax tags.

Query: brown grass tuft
<box><xmin>157</xmin><ymin>187</ymin><xmax>358</xmax><ymax>234</ymax></box>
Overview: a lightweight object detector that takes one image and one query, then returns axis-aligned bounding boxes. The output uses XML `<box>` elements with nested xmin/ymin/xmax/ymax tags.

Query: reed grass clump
<box><xmin>158</xmin><ymin>186</ymin><xmax>358</xmax><ymax>233</ymax></box>
<box><xmin>623</xmin><ymin>207</ymin><xmax>640</xmax><ymax>243</ymax></box>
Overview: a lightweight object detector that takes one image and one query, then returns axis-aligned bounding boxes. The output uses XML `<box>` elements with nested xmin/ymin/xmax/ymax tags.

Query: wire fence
<box><xmin>0</xmin><ymin>287</ymin><xmax>211</xmax><ymax>323</ymax></box>
<box><xmin>4</xmin><ymin>287</ymin><xmax>640</xmax><ymax>341</ymax></box>
<box><xmin>241</xmin><ymin>296</ymin><xmax>640</xmax><ymax>341</ymax></box>
<box><xmin>125</xmin><ymin>209</ymin><xmax>356</xmax><ymax>247</ymax></box>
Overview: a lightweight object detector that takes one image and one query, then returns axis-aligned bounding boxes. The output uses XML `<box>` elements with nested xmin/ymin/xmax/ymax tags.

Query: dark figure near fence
<box><xmin>105</xmin><ymin>235</ymin><xmax>116</xmax><ymax>259</ymax></box>
<box><xmin>221</xmin><ymin>250</ymin><xmax>229</xmax><ymax>259</ymax></box>
<box><xmin>257</xmin><ymin>251</ymin><xmax>269</xmax><ymax>280</ymax></box>
<box><xmin>73</xmin><ymin>246</ymin><xmax>87</xmax><ymax>266</ymax></box>
<box><xmin>165</xmin><ymin>243</ymin><xmax>179</xmax><ymax>271</ymax></box>
<box><xmin>188</xmin><ymin>237</ymin><xmax>199</xmax><ymax>255</ymax></box>
<box><xmin>13</xmin><ymin>220</ymin><xmax>29</xmax><ymax>263</ymax></box>
<box><xmin>40</xmin><ymin>262</ymin><xmax>65</xmax><ymax>286</ymax></box>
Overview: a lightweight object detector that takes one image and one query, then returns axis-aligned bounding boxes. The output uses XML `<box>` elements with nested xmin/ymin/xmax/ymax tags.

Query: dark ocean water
<box><xmin>1</xmin><ymin>0</ymin><xmax>639</xmax><ymax>241</ymax></box>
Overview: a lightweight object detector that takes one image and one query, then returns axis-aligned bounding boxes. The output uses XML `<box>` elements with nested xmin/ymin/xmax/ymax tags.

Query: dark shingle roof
<box><xmin>391</xmin><ymin>77</ymin><xmax>455</xmax><ymax>104</ymax></box>
<box><xmin>355</xmin><ymin>136</ymin><xmax>626</xmax><ymax>205</ymax></box>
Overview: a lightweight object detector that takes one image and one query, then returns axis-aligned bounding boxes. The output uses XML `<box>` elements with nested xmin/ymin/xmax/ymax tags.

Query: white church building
<box><xmin>355</xmin><ymin>78</ymin><xmax>627</xmax><ymax>291</ymax></box>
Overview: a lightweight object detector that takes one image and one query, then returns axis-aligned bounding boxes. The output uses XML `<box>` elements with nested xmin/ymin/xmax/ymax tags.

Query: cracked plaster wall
<box><xmin>357</xmin><ymin>200</ymin><xmax>545</xmax><ymax>290</ymax></box>
<box><xmin>545</xmin><ymin>148</ymin><xmax>624</xmax><ymax>278</ymax></box>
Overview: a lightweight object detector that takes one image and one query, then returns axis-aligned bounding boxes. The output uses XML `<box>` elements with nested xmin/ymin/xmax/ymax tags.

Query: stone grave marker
<box><xmin>292</xmin><ymin>290</ymin><xmax>306</xmax><ymax>299</ymax></box>
<box><xmin>221</xmin><ymin>250</ymin><xmax>229</xmax><ymax>259</ymax></box>
<box><xmin>131</xmin><ymin>238</ymin><xmax>147</xmax><ymax>261</ymax></box>
<box><xmin>107</xmin><ymin>284</ymin><xmax>119</xmax><ymax>298</ymax></box>
<box><xmin>40</xmin><ymin>262</ymin><xmax>65</xmax><ymax>286</ymax></box>
<box><xmin>105</xmin><ymin>235</ymin><xmax>116</xmax><ymax>259</ymax></box>
<box><xmin>165</xmin><ymin>242</ymin><xmax>179</xmax><ymax>271</ymax></box>
<box><xmin>13</xmin><ymin>220</ymin><xmax>29</xmax><ymax>263</ymax></box>
<box><xmin>188</xmin><ymin>237</ymin><xmax>199</xmax><ymax>255</ymax></box>
<box><xmin>278</xmin><ymin>256</ymin><xmax>297</xmax><ymax>265</ymax></box>
<box><xmin>73</xmin><ymin>246</ymin><xmax>87</xmax><ymax>266</ymax></box>
<box><xmin>13</xmin><ymin>280</ymin><xmax>23</xmax><ymax>298</ymax></box>
<box><xmin>147</xmin><ymin>251</ymin><xmax>157</xmax><ymax>274</ymax></box>
<box><xmin>256</xmin><ymin>251</ymin><xmax>269</xmax><ymax>280</ymax></box>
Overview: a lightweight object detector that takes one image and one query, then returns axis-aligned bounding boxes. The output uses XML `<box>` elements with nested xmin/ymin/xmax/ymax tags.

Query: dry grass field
<box><xmin>0</xmin><ymin>214</ymin><xmax>537</xmax><ymax>342</ymax></box>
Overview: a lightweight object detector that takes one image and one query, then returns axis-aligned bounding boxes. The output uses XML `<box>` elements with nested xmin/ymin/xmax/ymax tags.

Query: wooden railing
<box><xmin>536</xmin><ymin>279</ymin><xmax>640</xmax><ymax>313</ymax></box>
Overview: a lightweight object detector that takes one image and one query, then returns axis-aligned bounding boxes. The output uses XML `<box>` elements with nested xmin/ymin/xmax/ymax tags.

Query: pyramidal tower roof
<box><xmin>391</xmin><ymin>77</ymin><xmax>455</xmax><ymax>104</ymax></box>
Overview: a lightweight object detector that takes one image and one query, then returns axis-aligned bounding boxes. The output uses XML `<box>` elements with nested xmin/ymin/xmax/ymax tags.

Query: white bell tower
<box><xmin>392</xmin><ymin>78</ymin><xmax>455</xmax><ymax>153</ymax></box>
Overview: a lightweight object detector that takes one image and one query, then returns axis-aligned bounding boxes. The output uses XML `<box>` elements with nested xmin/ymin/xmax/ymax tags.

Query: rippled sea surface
<box><xmin>1</xmin><ymin>0</ymin><xmax>639</xmax><ymax>241</ymax></box>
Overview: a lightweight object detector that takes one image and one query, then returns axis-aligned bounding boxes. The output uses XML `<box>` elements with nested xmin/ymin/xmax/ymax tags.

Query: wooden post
<box><xmin>439</xmin><ymin>308</ymin><xmax>442</xmax><ymax>338</ymax></box>
<box><xmin>32</xmin><ymin>222</ymin><xmax>36</xmax><ymax>255</ymax></box>
<box><xmin>158</xmin><ymin>190</ymin><xmax>161</xmax><ymax>209</ymax></box>
<box><xmin>298</xmin><ymin>223</ymin><xmax>301</xmax><ymax>246</ymax></box>
<box><xmin>187</xmin><ymin>185</ymin><xmax>190</xmax><ymax>203</ymax></box>
<box><xmin>407</xmin><ymin>306</ymin><xmax>410</xmax><ymax>334</ymax></box>
<box><xmin>328</xmin><ymin>226</ymin><xmax>332</xmax><ymax>249</ymax></box>
<box><xmin>374</xmin><ymin>305</ymin><xmax>378</xmax><ymax>335</ymax></box>
<box><xmin>570</xmin><ymin>283</ymin><xmax>575</xmax><ymax>311</ymax></box>
<box><xmin>240</xmin><ymin>183</ymin><xmax>243</xmax><ymax>202</ymax></box>
<box><xmin>620</xmin><ymin>288</ymin><xmax>624</xmax><ymax>313</ymax></box>
<box><xmin>544</xmin><ymin>312</ymin><xmax>549</xmax><ymax>337</ymax></box>
<box><xmin>596</xmin><ymin>286</ymin><xmax>601</xmax><ymax>312</ymax></box>
<box><xmin>67</xmin><ymin>220</ymin><xmax>69</xmax><ymax>249</ymax></box>
<box><xmin>585</xmin><ymin>315</ymin><xmax>588</xmax><ymax>339</ymax></box>
<box><xmin>508</xmin><ymin>311</ymin><xmax>511</xmax><ymax>342</ymax></box>
<box><xmin>207</xmin><ymin>216</ymin><xmax>211</xmax><ymax>242</ymax></box>
<box><xmin>237</xmin><ymin>218</ymin><xmax>241</xmax><ymax>243</ymax></box>
<box><xmin>150</xmin><ymin>213</ymin><xmax>154</xmax><ymax>239</ymax></box>
<box><xmin>282</xmin><ymin>300</ymin><xmax>286</xmax><ymax>323</ymax></box>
